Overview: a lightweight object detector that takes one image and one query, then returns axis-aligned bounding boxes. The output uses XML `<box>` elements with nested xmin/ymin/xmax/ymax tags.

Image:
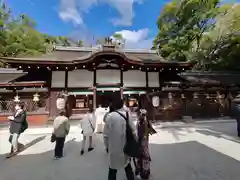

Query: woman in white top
<box><xmin>80</xmin><ymin>109</ymin><xmax>96</xmax><ymax>155</ymax></box>
<box><xmin>95</xmin><ymin>105</ymin><xmax>108</xmax><ymax>133</ymax></box>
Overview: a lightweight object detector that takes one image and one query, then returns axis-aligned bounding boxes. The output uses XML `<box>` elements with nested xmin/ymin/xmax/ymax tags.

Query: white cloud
<box><xmin>113</xmin><ymin>29</ymin><xmax>153</xmax><ymax>49</ymax></box>
<box><xmin>59</xmin><ymin>0</ymin><xmax>144</xmax><ymax>26</ymax></box>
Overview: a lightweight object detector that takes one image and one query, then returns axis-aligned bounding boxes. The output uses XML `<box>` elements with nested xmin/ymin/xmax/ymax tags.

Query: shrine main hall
<box><xmin>0</xmin><ymin>43</ymin><xmax>239</xmax><ymax>124</ymax></box>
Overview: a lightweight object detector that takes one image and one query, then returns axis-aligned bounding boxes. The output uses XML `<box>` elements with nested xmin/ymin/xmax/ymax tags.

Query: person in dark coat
<box><xmin>231</xmin><ymin>96</ymin><xmax>240</xmax><ymax>137</ymax></box>
<box><xmin>7</xmin><ymin>103</ymin><xmax>26</xmax><ymax>156</ymax></box>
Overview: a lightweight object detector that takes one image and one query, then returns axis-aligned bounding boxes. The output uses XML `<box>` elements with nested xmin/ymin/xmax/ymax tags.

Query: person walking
<box><xmin>231</xmin><ymin>95</ymin><xmax>240</xmax><ymax>137</ymax></box>
<box><xmin>104</xmin><ymin>97</ymin><xmax>136</xmax><ymax>180</ymax></box>
<box><xmin>135</xmin><ymin>109</ymin><xmax>156</xmax><ymax>180</ymax></box>
<box><xmin>80</xmin><ymin>108</ymin><xmax>95</xmax><ymax>155</ymax></box>
<box><xmin>52</xmin><ymin>111</ymin><xmax>70</xmax><ymax>159</ymax></box>
<box><xmin>103</xmin><ymin>105</ymin><xmax>114</xmax><ymax>153</ymax></box>
<box><xmin>6</xmin><ymin>103</ymin><xmax>27</xmax><ymax>157</ymax></box>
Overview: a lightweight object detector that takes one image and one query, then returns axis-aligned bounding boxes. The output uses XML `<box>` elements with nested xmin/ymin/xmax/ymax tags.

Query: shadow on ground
<box><xmin>1</xmin><ymin>139</ymin><xmax>240</xmax><ymax>180</ymax></box>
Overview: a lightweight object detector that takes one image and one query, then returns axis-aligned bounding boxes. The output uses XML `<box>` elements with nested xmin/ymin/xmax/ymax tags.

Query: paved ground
<box><xmin>1</xmin><ymin>121</ymin><xmax>240</xmax><ymax>180</ymax></box>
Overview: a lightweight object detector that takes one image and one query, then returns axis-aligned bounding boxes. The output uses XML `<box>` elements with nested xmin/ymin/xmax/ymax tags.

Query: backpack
<box><xmin>115</xmin><ymin>111</ymin><xmax>141</xmax><ymax>158</ymax></box>
<box><xmin>20</xmin><ymin>111</ymin><xmax>28</xmax><ymax>133</ymax></box>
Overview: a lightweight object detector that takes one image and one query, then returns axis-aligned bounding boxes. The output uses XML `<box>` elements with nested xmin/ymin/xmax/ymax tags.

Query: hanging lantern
<box><xmin>33</xmin><ymin>93</ymin><xmax>40</xmax><ymax>102</ymax></box>
<box><xmin>193</xmin><ymin>93</ymin><xmax>198</xmax><ymax>99</ymax></box>
<box><xmin>228</xmin><ymin>93</ymin><xmax>233</xmax><ymax>100</ymax></box>
<box><xmin>14</xmin><ymin>95</ymin><xmax>20</xmax><ymax>102</ymax></box>
<box><xmin>152</xmin><ymin>96</ymin><xmax>160</xmax><ymax>107</ymax></box>
<box><xmin>168</xmin><ymin>92</ymin><xmax>173</xmax><ymax>99</ymax></box>
<box><xmin>206</xmin><ymin>93</ymin><xmax>210</xmax><ymax>99</ymax></box>
<box><xmin>56</xmin><ymin>96</ymin><xmax>65</xmax><ymax>110</ymax></box>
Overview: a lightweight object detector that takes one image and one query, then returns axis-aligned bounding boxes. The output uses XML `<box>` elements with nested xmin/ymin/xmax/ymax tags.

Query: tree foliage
<box><xmin>0</xmin><ymin>3</ymin><xmax>83</xmax><ymax>58</ymax></box>
<box><xmin>154</xmin><ymin>0</ymin><xmax>240</xmax><ymax>71</ymax></box>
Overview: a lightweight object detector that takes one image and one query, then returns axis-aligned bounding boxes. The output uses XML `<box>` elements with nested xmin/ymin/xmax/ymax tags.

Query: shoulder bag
<box><xmin>115</xmin><ymin>111</ymin><xmax>140</xmax><ymax>158</ymax></box>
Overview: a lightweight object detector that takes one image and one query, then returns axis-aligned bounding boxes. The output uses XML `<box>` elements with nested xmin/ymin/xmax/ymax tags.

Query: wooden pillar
<box><xmin>64</xmin><ymin>70</ymin><xmax>68</xmax><ymax>90</ymax></box>
<box><xmin>146</xmin><ymin>71</ymin><xmax>149</xmax><ymax>88</ymax></box>
<box><xmin>49</xmin><ymin>91</ymin><xmax>58</xmax><ymax>118</ymax></box>
<box><xmin>93</xmin><ymin>87</ymin><xmax>97</xmax><ymax>110</ymax></box>
<box><xmin>120</xmin><ymin>70</ymin><xmax>123</xmax><ymax>99</ymax></box>
<box><xmin>93</xmin><ymin>70</ymin><xmax>97</xmax><ymax>110</ymax></box>
<box><xmin>158</xmin><ymin>71</ymin><xmax>162</xmax><ymax>90</ymax></box>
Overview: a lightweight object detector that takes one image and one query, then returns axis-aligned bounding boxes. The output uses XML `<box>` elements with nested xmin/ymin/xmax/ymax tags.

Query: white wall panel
<box><xmin>148</xmin><ymin>72</ymin><xmax>159</xmax><ymax>87</ymax></box>
<box><xmin>123</xmin><ymin>70</ymin><xmax>146</xmax><ymax>87</ymax></box>
<box><xmin>68</xmin><ymin>70</ymin><xmax>93</xmax><ymax>87</ymax></box>
<box><xmin>96</xmin><ymin>70</ymin><xmax>120</xmax><ymax>84</ymax></box>
<box><xmin>51</xmin><ymin>71</ymin><xmax>65</xmax><ymax>88</ymax></box>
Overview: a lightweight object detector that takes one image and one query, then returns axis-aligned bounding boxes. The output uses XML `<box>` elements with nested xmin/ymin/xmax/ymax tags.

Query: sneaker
<box><xmin>135</xmin><ymin>175</ymin><xmax>141</xmax><ymax>180</ymax></box>
<box><xmin>53</xmin><ymin>157</ymin><xmax>59</xmax><ymax>160</ymax></box>
<box><xmin>88</xmin><ymin>147</ymin><xmax>94</xmax><ymax>152</ymax></box>
<box><xmin>80</xmin><ymin>150</ymin><xmax>84</xmax><ymax>155</ymax></box>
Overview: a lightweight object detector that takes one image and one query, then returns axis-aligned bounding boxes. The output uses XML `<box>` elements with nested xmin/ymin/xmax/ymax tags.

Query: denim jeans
<box><xmin>10</xmin><ymin>133</ymin><xmax>20</xmax><ymax>152</ymax></box>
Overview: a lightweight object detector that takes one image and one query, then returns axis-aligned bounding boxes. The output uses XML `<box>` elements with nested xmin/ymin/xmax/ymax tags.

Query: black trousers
<box><xmin>108</xmin><ymin>163</ymin><xmax>134</xmax><ymax>180</ymax></box>
<box><xmin>55</xmin><ymin>137</ymin><xmax>65</xmax><ymax>157</ymax></box>
<box><xmin>237</xmin><ymin>119</ymin><xmax>240</xmax><ymax>137</ymax></box>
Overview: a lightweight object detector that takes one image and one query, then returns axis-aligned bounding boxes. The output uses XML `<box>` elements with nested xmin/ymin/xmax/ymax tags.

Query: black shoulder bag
<box><xmin>115</xmin><ymin>111</ymin><xmax>140</xmax><ymax>158</ymax></box>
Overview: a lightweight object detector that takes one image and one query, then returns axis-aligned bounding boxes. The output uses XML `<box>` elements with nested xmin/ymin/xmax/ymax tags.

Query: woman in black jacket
<box><xmin>231</xmin><ymin>97</ymin><xmax>240</xmax><ymax>137</ymax></box>
<box><xmin>7</xmin><ymin>103</ymin><xmax>26</xmax><ymax>156</ymax></box>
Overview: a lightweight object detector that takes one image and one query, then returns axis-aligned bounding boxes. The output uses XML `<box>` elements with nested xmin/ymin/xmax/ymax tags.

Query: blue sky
<box><xmin>5</xmin><ymin>0</ymin><xmax>170</xmax><ymax>49</ymax></box>
<box><xmin>4</xmin><ymin>0</ymin><xmax>238</xmax><ymax>49</ymax></box>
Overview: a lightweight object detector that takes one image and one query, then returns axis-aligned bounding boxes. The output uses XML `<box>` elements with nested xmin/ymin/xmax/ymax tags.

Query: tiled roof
<box><xmin>0</xmin><ymin>46</ymin><xmax>170</xmax><ymax>63</ymax></box>
<box><xmin>0</xmin><ymin>68</ymin><xmax>27</xmax><ymax>84</ymax></box>
<box><xmin>181</xmin><ymin>72</ymin><xmax>240</xmax><ymax>85</ymax></box>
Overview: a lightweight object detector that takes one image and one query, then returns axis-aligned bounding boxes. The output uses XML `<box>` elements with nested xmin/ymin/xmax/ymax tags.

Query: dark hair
<box><xmin>59</xmin><ymin>111</ymin><xmax>65</xmax><ymax>116</ymax></box>
<box><xmin>111</xmin><ymin>97</ymin><xmax>123</xmax><ymax>111</ymax></box>
<box><xmin>19</xmin><ymin>102</ymin><xmax>25</xmax><ymax>109</ymax></box>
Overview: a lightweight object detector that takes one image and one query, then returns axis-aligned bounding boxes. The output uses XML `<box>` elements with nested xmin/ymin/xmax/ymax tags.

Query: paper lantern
<box><xmin>56</xmin><ymin>97</ymin><xmax>65</xmax><ymax>110</ymax></box>
<box><xmin>193</xmin><ymin>93</ymin><xmax>198</xmax><ymax>99</ymax></box>
<box><xmin>152</xmin><ymin>96</ymin><xmax>159</xmax><ymax>107</ymax></box>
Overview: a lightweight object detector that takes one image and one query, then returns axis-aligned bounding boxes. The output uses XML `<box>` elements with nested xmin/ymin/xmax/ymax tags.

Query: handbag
<box><xmin>51</xmin><ymin>134</ymin><xmax>56</xmax><ymax>143</ymax></box>
<box><xmin>115</xmin><ymin>111</ymin><xmax>141</xmax><ymax>158</ymax></box>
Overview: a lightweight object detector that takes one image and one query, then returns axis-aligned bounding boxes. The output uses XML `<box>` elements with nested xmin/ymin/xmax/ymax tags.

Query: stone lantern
<box><xmin>33</xmin><ymin>93</ymin><xmax>40</xmax><ymax>102</ymax></box>
<box><xmin>14</xmin><ymin>95</ymin><xmax>20</xmax><ymax>102</ymax></box>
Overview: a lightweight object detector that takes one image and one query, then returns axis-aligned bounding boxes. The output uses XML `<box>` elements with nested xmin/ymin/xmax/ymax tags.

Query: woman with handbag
<box><xmin>79</xmin><ymin>108</ymin><xmax>95</xmax><ymax>155</ymax></box>
<box><xmin>135</xmin><ymin>109</ymin><xmax>156</xmax><ymax>180</ymax></box>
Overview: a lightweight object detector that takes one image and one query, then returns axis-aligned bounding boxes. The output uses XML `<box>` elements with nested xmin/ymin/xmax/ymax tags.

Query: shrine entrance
<box><xmin>96</xmin><ymin>87</ymin><xmax>121</xmax><ymax>108</ymax></box>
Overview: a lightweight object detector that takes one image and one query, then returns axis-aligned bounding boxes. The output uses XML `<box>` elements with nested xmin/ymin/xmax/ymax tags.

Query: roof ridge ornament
<box><xmin>102</xmin><ymin>37</ymin><xmax>116</xmax><ymax>51</ymax></box>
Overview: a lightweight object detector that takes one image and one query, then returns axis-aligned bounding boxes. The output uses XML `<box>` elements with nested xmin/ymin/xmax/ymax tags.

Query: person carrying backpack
<box><xmin>104</xmin><ymin>96</ymin><xmax>137</xmax><ymax>180</ymax></box>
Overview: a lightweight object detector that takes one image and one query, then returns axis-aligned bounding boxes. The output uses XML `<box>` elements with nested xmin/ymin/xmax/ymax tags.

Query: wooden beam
<box><xmin>146</xmin><ymin>71</ymin><xmax>149</xmax><ymax>88</ymax></box>
<box><xmin>65</xmin><ymin>70</ymin><xmax>68</xmax><ymax>89</ymax></box>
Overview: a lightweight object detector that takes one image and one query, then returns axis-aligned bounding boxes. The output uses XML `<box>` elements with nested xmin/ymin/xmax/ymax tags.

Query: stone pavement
<box><xmin>1</xmin><ymin>122</ymin><xmax>240</xmax><ymax>180</ymax></box>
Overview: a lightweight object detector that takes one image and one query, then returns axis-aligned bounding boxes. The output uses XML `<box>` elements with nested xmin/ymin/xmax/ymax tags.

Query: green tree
<box><xmin>154</xmin><ymin>0</ymin><xmax>220</xmax><ymax>62</ymax></box>
<box><xmin>113</xmin><ymin>33</ymin><xmax>125</xmax><ymax>48</ymax></box>
<box><xmin>195</xmin><ymin>3</ymin><xmax>240</xmax><ymax>71</ymax></box>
